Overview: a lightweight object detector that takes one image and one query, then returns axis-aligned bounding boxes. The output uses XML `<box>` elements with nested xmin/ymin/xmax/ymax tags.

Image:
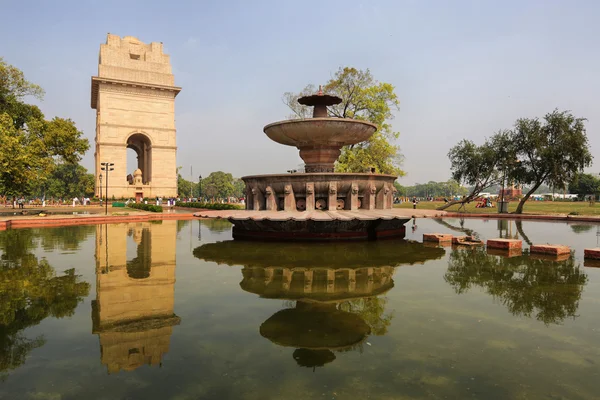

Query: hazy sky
<box><xmin>1</xmin><ymin>0</ymin><xmax>599</xmax><ymax>185</ymax></box>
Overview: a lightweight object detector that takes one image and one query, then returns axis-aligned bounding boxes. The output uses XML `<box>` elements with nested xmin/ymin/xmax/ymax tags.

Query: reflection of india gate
<box><xmin>91</xmin><ymin>34</ymin><xmax>181</xmax><ymax>200</ymax></box>
<box><xmin>92</xmin><ymin>221</ymin><xmax>180</xmax><ymax>374</ymax></box>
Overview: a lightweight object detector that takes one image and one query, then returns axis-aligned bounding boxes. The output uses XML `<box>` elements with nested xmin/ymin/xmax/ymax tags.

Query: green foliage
<box><xmin>402</xmin><ymin>180</ymin><xmax>468</xmax><ymax>198</ymax></box>
<box><xmin>283</xmin><ymin>67</ymin><xmax>404</xmax><ymax>176</ymax></box>
<box><xmin>0</xmin><ymin>59</ymin><xmax>89</xmax><ymax>196</ymax></box>
<box><xmin>127</xmin><ymin>203</ymin><xmax>163</xmax><ymax>212</ymax></box>
<box><xmin>202</xmin><ymin>171</ymin><xmax>236</xmax><ymax>199</ymax></box>
<box><xmin>445</xmin><ymin>247</ymin><xmax>587</xmax><ymax>325</ymax></box>
<box><xmin>33</xmin><ymin>163</ymin><xmax>95</xmax><ymax>199</ymax></box>
<box><xmin>512</xmin><ymin>110</ymin><xmax>592</xmax><ymax>213</ymax></box>
<box><xmin>175</xmin><ymin>202</ymin><xmax>242</xmax><ymax>210</ymax></box>
<box><xmin>441</xmin><ymin>132</ymin><xmax>513</xmax><ymax>209</ymax></box>
<box><xmin>568</xmin><ymin>173</ymin><xmax>600</xmax><ymax>200</ymax></box>
<box><xmin>0</xmin><ymin>229</ymin><xmax>90</xmax><ymax>377</ymax></box>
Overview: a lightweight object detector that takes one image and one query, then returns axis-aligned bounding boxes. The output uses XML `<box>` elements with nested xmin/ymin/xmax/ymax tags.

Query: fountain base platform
<box><xmin>192</xmin><ymin>209</ymin><xmax>440</xmax><ymax>241</ymax></box>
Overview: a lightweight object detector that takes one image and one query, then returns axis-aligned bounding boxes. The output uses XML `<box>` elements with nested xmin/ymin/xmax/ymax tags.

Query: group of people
<box><xmin>475</xmin><ymin>197</ymin><xmax>494</xmax><ymax>208</ymax></box>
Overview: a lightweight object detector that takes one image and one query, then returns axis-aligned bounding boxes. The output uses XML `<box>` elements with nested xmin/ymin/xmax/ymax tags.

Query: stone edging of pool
<box><xmin>0</xmin><ymin>212</ymin><xmax>197</xmax><ymax>230</ymax></box>
<box><xmin>443</xmin><ymin>212</ymin><xmax>600</xmax><ymax>223</ymax></box>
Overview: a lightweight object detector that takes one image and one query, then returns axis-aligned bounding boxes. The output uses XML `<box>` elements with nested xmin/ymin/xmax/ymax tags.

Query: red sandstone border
<box><xmin>0</xmin><ymin>212</ymin><xmax>197</xmax><ymax>231</ymax></box>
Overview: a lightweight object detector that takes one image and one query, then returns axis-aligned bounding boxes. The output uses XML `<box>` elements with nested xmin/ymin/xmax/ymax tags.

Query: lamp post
<box><xmin>198</xmin><ymin>175</ymin><xmax>202</xmax><ymax>202</ymax></box>
<box><xmin>100</xmin><ymin>162</ymin><xmax>114</xmax><ymax>215</ymax></box>
<box><xmin>99</xmin><ymin>174</ymin><xmax>103</xmax><ymax>207</ymax></box>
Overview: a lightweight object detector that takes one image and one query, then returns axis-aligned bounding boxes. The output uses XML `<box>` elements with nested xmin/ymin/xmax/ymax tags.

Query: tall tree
<box><xmin>511</xmin><ymin>110</ymin><xmax>592</xmax><ymax>213</ymax></box>
<box><xmin>283</xmin><ymin>67</ymin><xmax>404</xmax><ymax>175</ymax></box>
<box><xmin>202</xmin><ymin>171</ymin><xmax>235</xmax><ymax>200</ymax></box>
<box><xmin>439</xmin><ymin>130</ymin><xmax>514</xmax><ymax>210</ymax></box>
<box><xmin>568</xmin><ymin>173</ymin><xmax>600</xmax><ymax>200</ymax></box>
<box><xmin>0</xmin><ymin>59</ymin><xmax>89</xmax><ymax>197</ymax></box>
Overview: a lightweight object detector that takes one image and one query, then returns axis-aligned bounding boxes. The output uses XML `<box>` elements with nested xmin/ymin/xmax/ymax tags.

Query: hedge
<box><xmin>127</xmin><ymin>203</ymin><xmax>163</xmax><ymax>212</ymax></box>
<box><xmin>175</xmin><ymin>202</ymin><xmax>243</xmax><ymax>210</ymax></box>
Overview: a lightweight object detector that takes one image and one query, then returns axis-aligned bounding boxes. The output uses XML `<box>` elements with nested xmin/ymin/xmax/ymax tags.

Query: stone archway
<box><xmin>127</xmin><ymin>133</ymin><xmax>152</xmax><ymax>184</ymax></box>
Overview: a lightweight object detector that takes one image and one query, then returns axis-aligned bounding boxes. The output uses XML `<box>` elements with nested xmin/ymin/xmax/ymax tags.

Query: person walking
<box><xmin>412</xmin><ymin>197</ymin><xmax>417</xmax><ymax>209</ymax></box>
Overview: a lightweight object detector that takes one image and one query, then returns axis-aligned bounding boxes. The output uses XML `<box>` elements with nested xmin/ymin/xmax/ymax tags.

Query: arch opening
<box><xmin>126</xmin><ymin>133</ymin><xmax>152</xmax><ymax>184</ymax></box>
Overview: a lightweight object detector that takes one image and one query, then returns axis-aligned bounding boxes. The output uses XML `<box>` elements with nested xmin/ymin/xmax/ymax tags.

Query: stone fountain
<box><xmin>196</xmin><ymin>87</ymin><xmax>412</xmax><ymax>240</ymax></box>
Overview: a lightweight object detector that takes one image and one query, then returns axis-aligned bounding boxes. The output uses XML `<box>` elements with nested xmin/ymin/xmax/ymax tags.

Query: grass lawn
<box><xmin>395</xmin><ymin>200</ymin><xmax>600</xmax><ymax>216</ymax></box>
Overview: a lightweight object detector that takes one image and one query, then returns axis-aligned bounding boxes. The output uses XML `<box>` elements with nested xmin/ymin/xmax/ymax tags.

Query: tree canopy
<box><xmin>511</xmin><ymin>110</ymin><xmax>592</xmax><ymax>213</ymax></box>
<box><xmin>439</xmin><ymin>131</ymin><xmax>514</xmax><ymax>210</ymax></box>
<box><xmin>568</xmin><ymin>173</ymin><xmax>600</xmax><ymax>200</ymax></box>
<box><xmin>283</xmin><ymin>67</ymin><xmax>404</xmax><ymax>176</ymax></box>
<box><xmin>0</xmin><ymin>58</ymin><xmax>89</xmax><ymax>197</ymax></box>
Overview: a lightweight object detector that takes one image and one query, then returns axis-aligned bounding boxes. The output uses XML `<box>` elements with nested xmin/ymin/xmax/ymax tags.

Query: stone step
<box><xmin>487</xmin><ymin>238</ymin><xmax>522</xmax><ymax>250</ymax></box>
<box><xmin>584</xmin><ymin>248</ymin><xmax>600</xmax><ymax>260</ymax></box>
<box><xmin>530</xmin><ymin>244</ymin><xmax>571</xmax><ymax>256</ymax></box>
<box><xmin>423</xmin><ymin>233</ymin><xmax>452</xmax><ymax>244</ymax></box>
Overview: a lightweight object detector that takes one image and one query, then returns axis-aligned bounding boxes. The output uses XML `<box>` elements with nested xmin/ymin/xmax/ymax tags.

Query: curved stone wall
<box><xmin>242</xmin><ymin>173</ymin><xmax>397</xmax><ymax>211</ymax></box>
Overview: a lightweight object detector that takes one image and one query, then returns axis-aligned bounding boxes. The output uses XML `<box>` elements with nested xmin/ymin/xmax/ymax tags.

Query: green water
<box><xmin>0</xmin><ymin>218</ymin><xmax>599</xmax><ymax>399</ymax></box>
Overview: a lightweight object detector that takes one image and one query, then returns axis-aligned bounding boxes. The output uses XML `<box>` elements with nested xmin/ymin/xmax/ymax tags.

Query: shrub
<box><xmin>568</xmin><ymin>211</ymin><xmax>580</xmax><ymax>216</ymax></box>
<box><xmin>128</xmin><ymin>203</ymin><xmax>163</xmax><ymax>213</ymax></box>
<box><xmin>175</xmin><ymin>202</ymin><xmax>243</xmax><ymax>210</ymax></box>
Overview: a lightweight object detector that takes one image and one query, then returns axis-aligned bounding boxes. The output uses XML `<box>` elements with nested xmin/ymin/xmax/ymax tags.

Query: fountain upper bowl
<box><xmin>264</xmin><ymin>118</ymin><xmax>377</xmax><ymax>147</ymax></box>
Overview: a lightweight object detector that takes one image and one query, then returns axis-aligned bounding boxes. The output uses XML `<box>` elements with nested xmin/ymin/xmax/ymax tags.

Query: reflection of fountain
<box><xmin>196</xmin><ymin>88</ymin><xmax>412</xmax><ymax>240</ymax></box>
<box><xmin>194</xmin><ymin>240</ymin><xmax>444</xmax><ymax>368</ymax></box>
<box><xmin>92</xmin><ymin>221</ymin><xmax>180</xmax><ymax>374</ymax></box>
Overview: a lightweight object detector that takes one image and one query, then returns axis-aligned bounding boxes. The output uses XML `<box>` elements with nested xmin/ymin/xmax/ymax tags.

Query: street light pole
<box><xmin>100</xmin><ymin>162</ymin><xmax>114</xmax><ymax>215</ymax></box>
<box><xmin>99</xmin><ymin>174</ymin><xmax>103</xmax><ymax>207</ymax></box>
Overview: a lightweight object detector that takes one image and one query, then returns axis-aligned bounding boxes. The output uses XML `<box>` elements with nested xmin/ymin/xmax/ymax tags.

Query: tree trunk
<box><xmin>436</xmin><ymin>192</ymin><xmax>478</xmax><ymax>211</ymax></box>
<box><xmin>515</xmin><ymin>182</ymin><xmax>542</xmax><ymax>214</ymax></box>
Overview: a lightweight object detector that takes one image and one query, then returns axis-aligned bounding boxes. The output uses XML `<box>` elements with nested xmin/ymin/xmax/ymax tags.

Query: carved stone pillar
<box><xmin>362</xmin><ymin>183</ymin><xmax>376</xmax><ymax>210</ymax></box>
<box><xmin>265</xmin><ymin>186</ymin><xmax>277</xmax><ymax>211</ymax></box>
<box><xmin>326</xmin><ymin>269</ymin><xmax>335</xmax><ymax>293</ymax></box>
<box><xmin>347</xmin><ymin>269</ymin><xmax>356</xmax><ymax>292</ymax></box>
<box><xmin>328</xmin><ymin>182</ymin><xmax>337</xmax><ymax>211</ymax></box>
<box><xmin>252</xmin><ymin>187</ymin><xmax>265</xmax><ymax>211</ymax></box>
<box><xmin>376</xmin><ymin>183</ymin><xmax>390</xmax><ymax>209</ymax></box>
<box><xmin>346</xmin><ymin>182</ymin><xmax>359</xmax><ymax>210</ymax></box>
<box><xmin>245</xmin><ymin>185</ymin><xmax>253</xmax><ymax>210</ymax></box>
<box><xmin>304</xmin><ymin>270</ymin><xmax>313</xmax><ymax>293</ymax></box>
<box><xmin>284</xmin><ymin>184</ymin><xmax>296</xmax><ymax>211</ymax></box>
<box><xmin>305</xmin><ymin>183</ymin><xmax>315</xmax><ymax>212</ymax></box>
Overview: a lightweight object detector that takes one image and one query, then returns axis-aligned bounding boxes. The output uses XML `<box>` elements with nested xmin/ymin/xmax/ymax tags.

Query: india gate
<box><xmin>91</xmin><ymin>34</ymin><xmax>180</xmax><ymax>200</ymax></box>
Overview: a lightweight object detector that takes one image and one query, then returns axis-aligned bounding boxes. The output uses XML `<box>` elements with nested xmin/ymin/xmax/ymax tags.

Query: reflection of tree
<box><xmin>514</xmin><ymin>220</ymin><xmax>533</xmax><ymax>246</ymax></box>
<box><xmin>570</xmin><ymin>224</ymin><xmax>594</xmax><ymax>234</ymax></box>
<box><xmin>201</xmin><ymin>218</ymin><xmax>232</xmax><ymax>233</ymax></box>
<box><xmin>37</xmin><ymin>225</ymin><xmax>95</xmax><ymax>251</ymax></box>
<box><xmin>432</xmin><ymin>218</ymin><xmax>477</xmax><ymax>239</ymax></box>
<box><xmin>444</xmin><ymin>247</ymin><xmax>587</xmax><ymax>324</ymax></box>
<box><xmin>0</xmin><ymin>230</ymin><xmax>90</xmax><ymax>378</ymax></box>
<box><xmin>339</xmin><ymin>296</ymin><xmax>393</xmax><ymax>336</ymax></box>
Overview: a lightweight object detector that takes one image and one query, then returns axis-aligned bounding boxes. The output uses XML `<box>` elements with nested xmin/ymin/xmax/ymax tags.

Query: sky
<box><xmin>1</xmin><ymin>0</ymin><xmax>599</xmax><ymax>185</ymax></box>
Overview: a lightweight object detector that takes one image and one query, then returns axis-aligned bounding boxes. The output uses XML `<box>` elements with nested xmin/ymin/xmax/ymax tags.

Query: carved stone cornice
<box><xmin>91</xmin><ymin>76</ymin><xmax>181</xmax><ymax>109</ymax></box>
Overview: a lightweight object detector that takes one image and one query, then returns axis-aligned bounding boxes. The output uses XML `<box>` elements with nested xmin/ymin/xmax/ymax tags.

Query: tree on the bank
<box><xmin>40</xmin><ymin>164</ymin><xmax>95</xmax><ymax>199</ymax></box>
<box><xmin>438</xmin><ymin>130</ymin><xmax>514</xmax><ymax>211</ymax></box>
<box><xmin>0</xmin><ymin>59</ymin><xmax>89</xmax><ymax>198</ymax></box>
<box><xmin>511</xmin><ymin>110</ymin><xmax>592</xmax><ymax>213</ymax></box>
<box><xmin>568</xmin><ymin>173</ymin><xmax>600</xmax><ymax>200</ymax></box>
<box><xmin>283</xmin><ymin>67</ymin><xmax>404</xmax><ymax>176</ymax></box>
<box><xmin>202</xmin><ymin>171</ymin><xmax>235</xmax><ymax>200</ymax></box>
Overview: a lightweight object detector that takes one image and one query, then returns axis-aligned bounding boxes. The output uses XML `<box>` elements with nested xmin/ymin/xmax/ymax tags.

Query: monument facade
<box><xmin>91</xmin><ymin>34</ymin><xmax>181</xmax><ymax>200</ymax></box>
